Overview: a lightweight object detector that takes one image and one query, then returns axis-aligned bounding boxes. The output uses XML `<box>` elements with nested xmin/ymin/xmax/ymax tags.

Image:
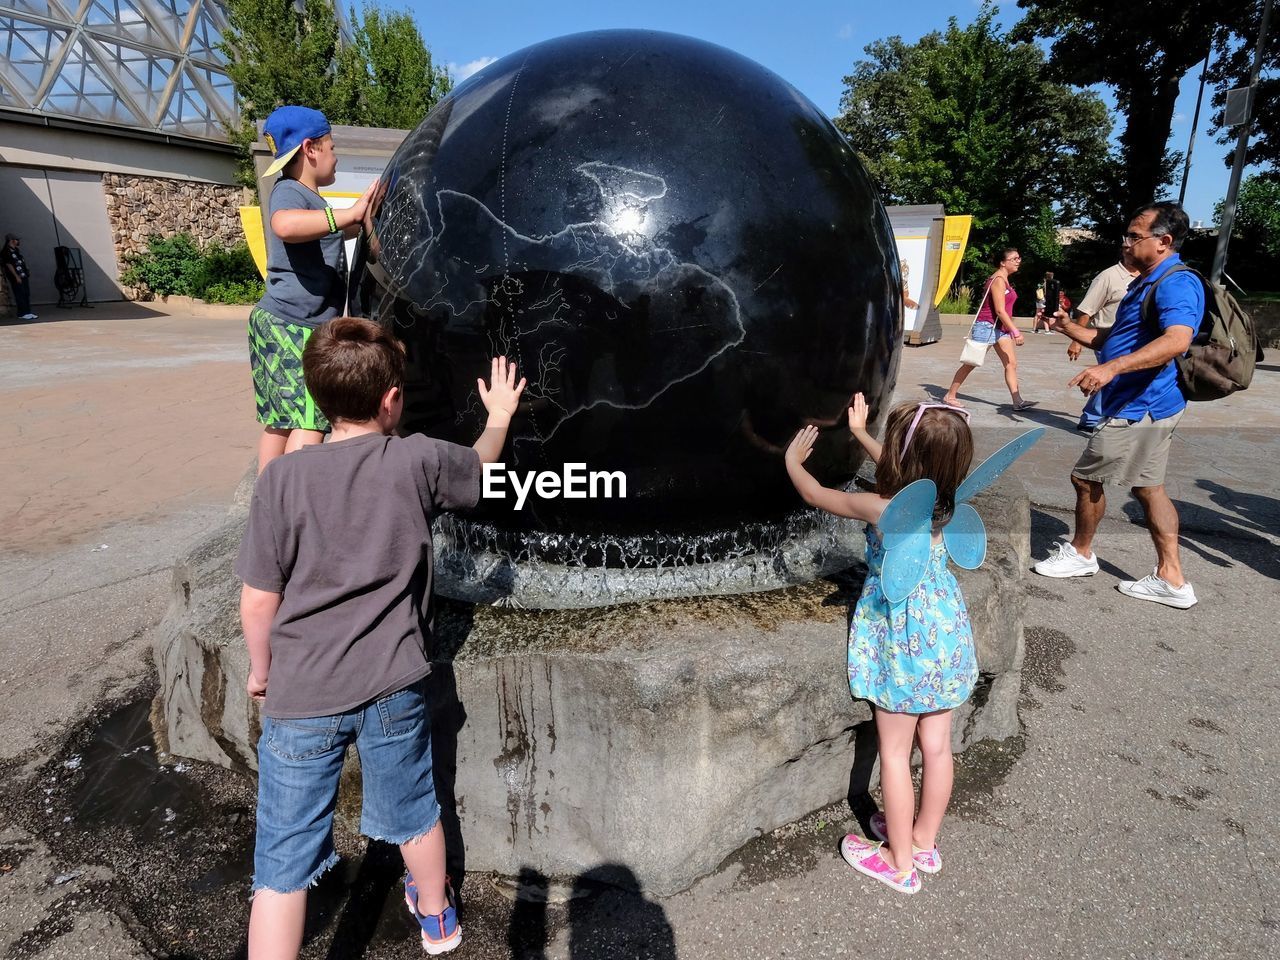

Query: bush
<box><xmin>937</xmin><ymin>283</ymin><xmax>974</xmax><ymax>315</ymax></box>
<box><xmin>122</xmin><ymin>233</ymin><xmax>264</xmax><ymax>304</ymax></box>
<box><xmin>202</xmin><ymin>280</ymin><xmax>266</xmax><ymax>304</ymax></box>
<box><xmin>120</xmin><ymin>233</ymin><xmax>202</xmax><ymax>297</ymax></box>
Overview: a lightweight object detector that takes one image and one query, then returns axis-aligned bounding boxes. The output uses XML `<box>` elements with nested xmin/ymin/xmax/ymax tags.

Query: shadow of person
<box><xmin>845</xmin><ymin>719</ymin><xmax>880</xmax><ymax>834</ymax></box>
<box><xmin>428</xmin><ymin>598</ymin><xmax>477</xmax><ymax>886</ymax></box>
<box><xmin>1029</xmin><ymin>507</ymin><xmax>1071</xmax><ymax>559</ymax></box>
<box><xmin>1120</xmin><ymin>494</ymin><xmax>1280</xmax><ymax>582</ymax></box>
<box><xmin>427</xmin><ymin>659</ymin><xmax>469</xmax><ymax>885</ymax></box>
<box><xmin>507</xmin><ymin>867</ymin><xmax>551</xmax><ymax>960</ymax></box>
<box><xmin>992</xmin><ymin>402</ymin><xmax>1082</xmax><ymax>434</ymax></box>
<box><xmin>1195</xmin><ymin>479</ymin><xmax>1280</xmax><ymax>538</ymax></box>
<box><xmin>323</xmin><ymin>840</ymin><xmax>411</xmax><ymax>959</ymax></box>
<box><xmin>568</xmin><ymin>865</ymin><xmax>677</xmax><ymax>960</ymax></box>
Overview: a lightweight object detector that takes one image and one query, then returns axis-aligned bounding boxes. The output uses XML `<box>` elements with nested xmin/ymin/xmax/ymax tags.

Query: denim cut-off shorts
<box><xmin>253</xmin><ymin>681</ymin><xmax>440</xmax><ymax>894</ymax></box>
<box><xmin>969</xmin><ymin>320</ymin><xmax>1012</xmax><ymax>345</ymax></box>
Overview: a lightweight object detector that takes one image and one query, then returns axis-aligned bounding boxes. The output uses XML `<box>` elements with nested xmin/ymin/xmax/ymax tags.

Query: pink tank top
<box><xmin>976</xmin><ymin>275</ymin><xmax>1017</xmax><ymax>324</ymax></box>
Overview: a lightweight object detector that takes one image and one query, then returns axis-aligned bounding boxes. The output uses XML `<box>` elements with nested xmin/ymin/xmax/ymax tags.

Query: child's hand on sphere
<box><xmin>478</xmin><ymin>356</ymin><xmax>527</xmax><ymax>420</ymax></box>
<box><xmin>847</xmin><ymin>393</ymin><xmax>869</xmax><ymax>433</ymax></box>
<box><xmin>785</xmin><ymin>425</ymin><xmax>819</xmax><ymax>466</ymax></box>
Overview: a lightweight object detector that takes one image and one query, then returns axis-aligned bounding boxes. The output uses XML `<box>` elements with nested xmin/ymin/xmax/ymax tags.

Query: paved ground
<box><xmin>0</xmin><ymin>308</ymin><xmax>1276</xmax><ymax>959</ymax></box>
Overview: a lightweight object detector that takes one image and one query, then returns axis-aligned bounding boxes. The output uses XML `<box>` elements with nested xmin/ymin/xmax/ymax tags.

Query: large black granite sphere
<box><xmin>351</xmin><ymin>29</ymin><xmax>901</xmax><ymax>561</ymax></box>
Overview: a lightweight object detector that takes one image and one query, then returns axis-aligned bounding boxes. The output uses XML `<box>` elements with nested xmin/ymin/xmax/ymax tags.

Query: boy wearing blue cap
<box><xmin>250</xmin><ymin>105</ymin><xmax>380</xmax><ymax>473</ymax></box>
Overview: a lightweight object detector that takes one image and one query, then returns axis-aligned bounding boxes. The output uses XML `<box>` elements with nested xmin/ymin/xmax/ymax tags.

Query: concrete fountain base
<box><xmin>153</xmin><ymin>472</ymin><xmax>1028</xmax><ymax>896</ymax></box>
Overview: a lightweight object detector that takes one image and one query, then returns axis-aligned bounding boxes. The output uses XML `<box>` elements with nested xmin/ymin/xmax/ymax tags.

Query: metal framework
<box><xmin>0</xmin><ymin>0</ymin><xmax>237</xmax><ymax>142</ymax></box>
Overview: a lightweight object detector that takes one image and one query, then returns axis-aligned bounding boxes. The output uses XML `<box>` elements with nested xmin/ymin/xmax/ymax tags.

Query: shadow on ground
<box><xmin>3</xmin><ymin>681</ymin><xmax>681</xmax><ymax>960</ymax></box>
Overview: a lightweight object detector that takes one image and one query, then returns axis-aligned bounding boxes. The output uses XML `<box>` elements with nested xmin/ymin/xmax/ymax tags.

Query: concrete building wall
<box><xmin>1</xmin><ymin>120</ymin><xmax>245</xmax><ymax>312</ymax></box>
<box><xmin>0</xmin><ymin>165</ymin><xmax>118</xmax><ymax>306</ymax></box>
<box><xmin>0</xmin><ymin>120</ymin><xmax>238</xmax><ymax>184</ymax></box>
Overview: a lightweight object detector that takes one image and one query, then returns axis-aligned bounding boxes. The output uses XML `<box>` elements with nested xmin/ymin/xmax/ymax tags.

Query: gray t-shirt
<box><xmin>256</xmin><ymin>178</ymin><xmax>348</xmax><ymax>327</ymax></box>
<box><xmin>235</xmin><ymin>432</ymin><xmax>481</xmax><ymax>719</ymax></box>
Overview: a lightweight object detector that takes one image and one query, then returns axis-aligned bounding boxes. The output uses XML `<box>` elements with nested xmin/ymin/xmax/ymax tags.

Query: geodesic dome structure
<box><xmin>0</xmin><ymin>0</ymin><xmax>237</xmax><ymax>141</ymax></box>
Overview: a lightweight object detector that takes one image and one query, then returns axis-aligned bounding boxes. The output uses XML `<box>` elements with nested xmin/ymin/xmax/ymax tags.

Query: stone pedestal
<box><xmin>154</xmin><ymin>472</ymin><xmax>1028</xmax><ymax>896</ymax></box>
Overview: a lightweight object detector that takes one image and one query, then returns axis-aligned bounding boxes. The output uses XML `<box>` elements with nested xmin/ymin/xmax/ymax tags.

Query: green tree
<box><xmin>1228</xmin><ymin>174</ymin><xmax>1280</xmax><ymax>254</ymax></box>
<box><xmin>836</xmin><ymin>3</ymin><xmax>1115</xmax><ymax>271</ymax></box>
<box><xmin>1013</xmin><ymin>0</ymin><xmax>1256</xmax><ymax>230</ymax></box>
<box><xmin>1213</xmin><ymin>173</ymin><xmax>1280</xmax><ymax>286</ymax></box>
<box><xmin>333</xmin><ymin>5</ymin><xmax>451</xmax><ymax>129</ymax></box>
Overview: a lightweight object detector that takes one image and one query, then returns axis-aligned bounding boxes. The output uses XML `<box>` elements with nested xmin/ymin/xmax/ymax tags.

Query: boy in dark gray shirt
<box><xmin>235</xmin><ymin>317</ymin><xmax>525</xmax><ymax>957</ymax></box>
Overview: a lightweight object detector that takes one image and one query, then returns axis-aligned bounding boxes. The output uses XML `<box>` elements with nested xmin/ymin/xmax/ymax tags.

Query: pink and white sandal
<box><xmin>869</xmin><ymin>811</ymin><xmax>943</xmax><ymax>874</ymax></box>
<box><xmin>840</xmin><ymin>834</ymin><xmax>921</xmax><ymax>895</ymax></box>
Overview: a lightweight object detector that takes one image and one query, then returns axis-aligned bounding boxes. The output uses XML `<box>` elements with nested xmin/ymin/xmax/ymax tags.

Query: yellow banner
<box><xmin>240</xmin><ymin>206</ymin><xmax>268</xmax><ymax>280</ymax></box>
<box><xmin>241</xmin><ymin>192</ymin><xmax>365</xmax><ymax>281</ymax></box>
<box><xmin>933</xmin><ymin>215</ymin><xmax>972</xmax><ymax>306</ymax></box>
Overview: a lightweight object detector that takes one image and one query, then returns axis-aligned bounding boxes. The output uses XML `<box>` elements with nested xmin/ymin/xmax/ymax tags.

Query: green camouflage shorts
<box><xmin>248</xmin><ymin>307</ymin><xmax>329</xmax><ymax>432</ymax></box>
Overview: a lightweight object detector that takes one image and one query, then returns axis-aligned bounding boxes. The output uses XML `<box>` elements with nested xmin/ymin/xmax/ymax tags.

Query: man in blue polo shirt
<box><xmin>1034</xmin><ymin>202</ymin><xmax>1203</xmax><ymax>609</ymax></box>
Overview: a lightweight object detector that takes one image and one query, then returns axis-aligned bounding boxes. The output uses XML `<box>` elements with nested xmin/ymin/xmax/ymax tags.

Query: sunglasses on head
<box><xmin>902</xmin><ymin>403</ymin><xmax>970</xmax><ymax>455</ymax></box>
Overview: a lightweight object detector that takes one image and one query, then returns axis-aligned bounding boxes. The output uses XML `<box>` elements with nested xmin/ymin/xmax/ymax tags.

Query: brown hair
<box><xmin>874</xmin><ymin>401</ymin><xmax>974</xmax><ymax>528</ymax></box>
<box><xmin>302</xmin><ymin>316</ymin><xmax>405</xmax><ymax>423</ymax></box>
<box><xmin>993</xmin><ymin>247</ymin><xmax>1019</xmax><ymax>266</ymax></box>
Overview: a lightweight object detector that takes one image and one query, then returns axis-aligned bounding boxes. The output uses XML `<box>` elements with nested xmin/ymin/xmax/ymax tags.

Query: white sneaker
<box><xmin>1117</xmin><ymin>571</ymin><xmax>1197</xmax><ymax>609</ymax></box>
<box><xmin>1033</xmin><ymin>541</ymin><xmax>1099</xmax><ymax>578</ymax></box>
<box><xmin>21</xmin><ymin>313</ymin><xmax>37</xmax><ymax>320</ymax></box>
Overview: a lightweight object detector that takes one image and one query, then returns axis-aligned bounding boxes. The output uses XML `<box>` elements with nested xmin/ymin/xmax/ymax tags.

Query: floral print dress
<box><xmin>848</xmin><ymin>526</ymin><xmax>978</xmax><ymax>713</ymax></box>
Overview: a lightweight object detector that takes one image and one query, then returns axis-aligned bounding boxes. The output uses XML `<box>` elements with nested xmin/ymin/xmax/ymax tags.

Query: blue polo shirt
<box><xmin>1098</xmin><ymin>254</ymin><xmax>1203</xmax><ymax>421</ymax></box>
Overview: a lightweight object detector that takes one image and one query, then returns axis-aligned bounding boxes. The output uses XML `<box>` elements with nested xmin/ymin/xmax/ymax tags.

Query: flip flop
<box><xmin>941</xmin><ymin>397</ymin><xmax>965</xmax><ymax>408</ymax></box>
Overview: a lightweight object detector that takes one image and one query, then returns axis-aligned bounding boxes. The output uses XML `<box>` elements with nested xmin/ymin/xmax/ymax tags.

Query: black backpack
<box><xmin>1141</xmin><ymin>264</ymin><xmax>1264</xmax><ymax>402</ymax></box>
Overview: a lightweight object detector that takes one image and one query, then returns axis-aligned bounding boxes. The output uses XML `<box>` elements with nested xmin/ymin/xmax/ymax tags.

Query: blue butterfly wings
<box><xmin>879</xmin><ymin>428</ymin><xmax>1045</xmax><ymax>604</ymax></box>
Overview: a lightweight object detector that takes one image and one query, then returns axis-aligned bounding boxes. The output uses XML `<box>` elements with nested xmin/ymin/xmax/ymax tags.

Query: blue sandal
<box><xmin>404</xmin><ymin>872</ymin><xmax>462</xmax><ymax>955</ymax></box>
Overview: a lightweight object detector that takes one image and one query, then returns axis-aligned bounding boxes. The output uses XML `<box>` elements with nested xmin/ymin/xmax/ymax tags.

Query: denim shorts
<box><xmin>969</xmin><ymin>321</ymin><xmax>1011</xmax><ymax>345</ymax></box>
<box><xmin>253</xmin><ymin>681</ymin><xmax>440</xmax><ymax>894</ymax></box>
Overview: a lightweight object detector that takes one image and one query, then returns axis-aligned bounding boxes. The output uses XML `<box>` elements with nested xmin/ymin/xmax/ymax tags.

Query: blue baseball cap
<box><xmin>262</xmin><ymin>105</ymin><xmax>332</xmax><ymax>177</ymax></box>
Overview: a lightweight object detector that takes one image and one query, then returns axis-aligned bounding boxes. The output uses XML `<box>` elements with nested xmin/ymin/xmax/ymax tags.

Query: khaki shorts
<box><xmin>1072</xmin><ymin>410</ymin><xmax>1183</xmax><ymax>488</ymax></box>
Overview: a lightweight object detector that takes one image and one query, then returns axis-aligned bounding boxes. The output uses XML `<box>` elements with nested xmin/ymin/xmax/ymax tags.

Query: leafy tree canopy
<box><xmin>1013</xmin><ymin>0</ymin><xmax>1258</xmax><ymax>232</ymax></box>
<box><xmin>836</xmin><ymin>2</ymin><xmax>1115</xmax><ymax>271</ymax></box>
<box><xmin>333</xmin><ymin>5</ymin><xmax>452</xmax><ymax>130</ymax></box>
<box><xmin>1209</xmin><ymin>173</ymin><xmax>1280</xmax><ymax>287</ymax></box>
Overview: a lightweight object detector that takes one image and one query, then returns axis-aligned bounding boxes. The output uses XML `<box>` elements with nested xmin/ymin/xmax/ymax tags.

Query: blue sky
<box><xmin>404</xmin><ymin>0</ymin><xmax>1259</xmax><ymax>224</ymax></box>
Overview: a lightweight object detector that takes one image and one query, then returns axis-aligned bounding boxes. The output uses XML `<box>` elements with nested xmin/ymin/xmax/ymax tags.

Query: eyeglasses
<box><xmin>1120</xmin><ymin>232</ymin><xmax>1163</xmax><ymax>246</ymax></box>
<box><xmin>902</xmin><ymin>403</ymin><xmax>971</xmax><ymax>455</ymax></box>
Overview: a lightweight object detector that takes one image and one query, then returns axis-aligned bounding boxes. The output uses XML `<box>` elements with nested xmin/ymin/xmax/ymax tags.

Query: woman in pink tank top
<box><xmin>942</xmin><ymin>247</ymin><xmax>1034</xmax><ymax>411</ymax></box>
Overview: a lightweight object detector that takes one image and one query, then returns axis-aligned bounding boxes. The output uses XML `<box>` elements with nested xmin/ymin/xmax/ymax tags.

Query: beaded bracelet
<box><xmin>325</xmin><ymin>207</ymin><xmax>338</xmax><ymax>234</ymax></box>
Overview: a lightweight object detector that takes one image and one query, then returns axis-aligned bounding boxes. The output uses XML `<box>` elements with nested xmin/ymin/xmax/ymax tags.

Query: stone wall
<box><xmin>102</xmin><ymin>173</ymin><xmax>247</xmax><ymax>298</ymax></box>
<box><xmin>1242</xmin><ymin>300</ymin><xmax>1280</xmax><ymax>350</ymax></box>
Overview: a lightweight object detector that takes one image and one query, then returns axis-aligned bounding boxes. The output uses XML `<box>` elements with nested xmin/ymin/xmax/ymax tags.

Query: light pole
<box><xmin>1179</xmin><ymin>43</ymin><xmax>1213</xmax><ymax>207</ymax></box>
<box><xmin>1212</xmin><ymin>0</ymin><xmax>1274</xmax><ymax>285</ymax></box>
